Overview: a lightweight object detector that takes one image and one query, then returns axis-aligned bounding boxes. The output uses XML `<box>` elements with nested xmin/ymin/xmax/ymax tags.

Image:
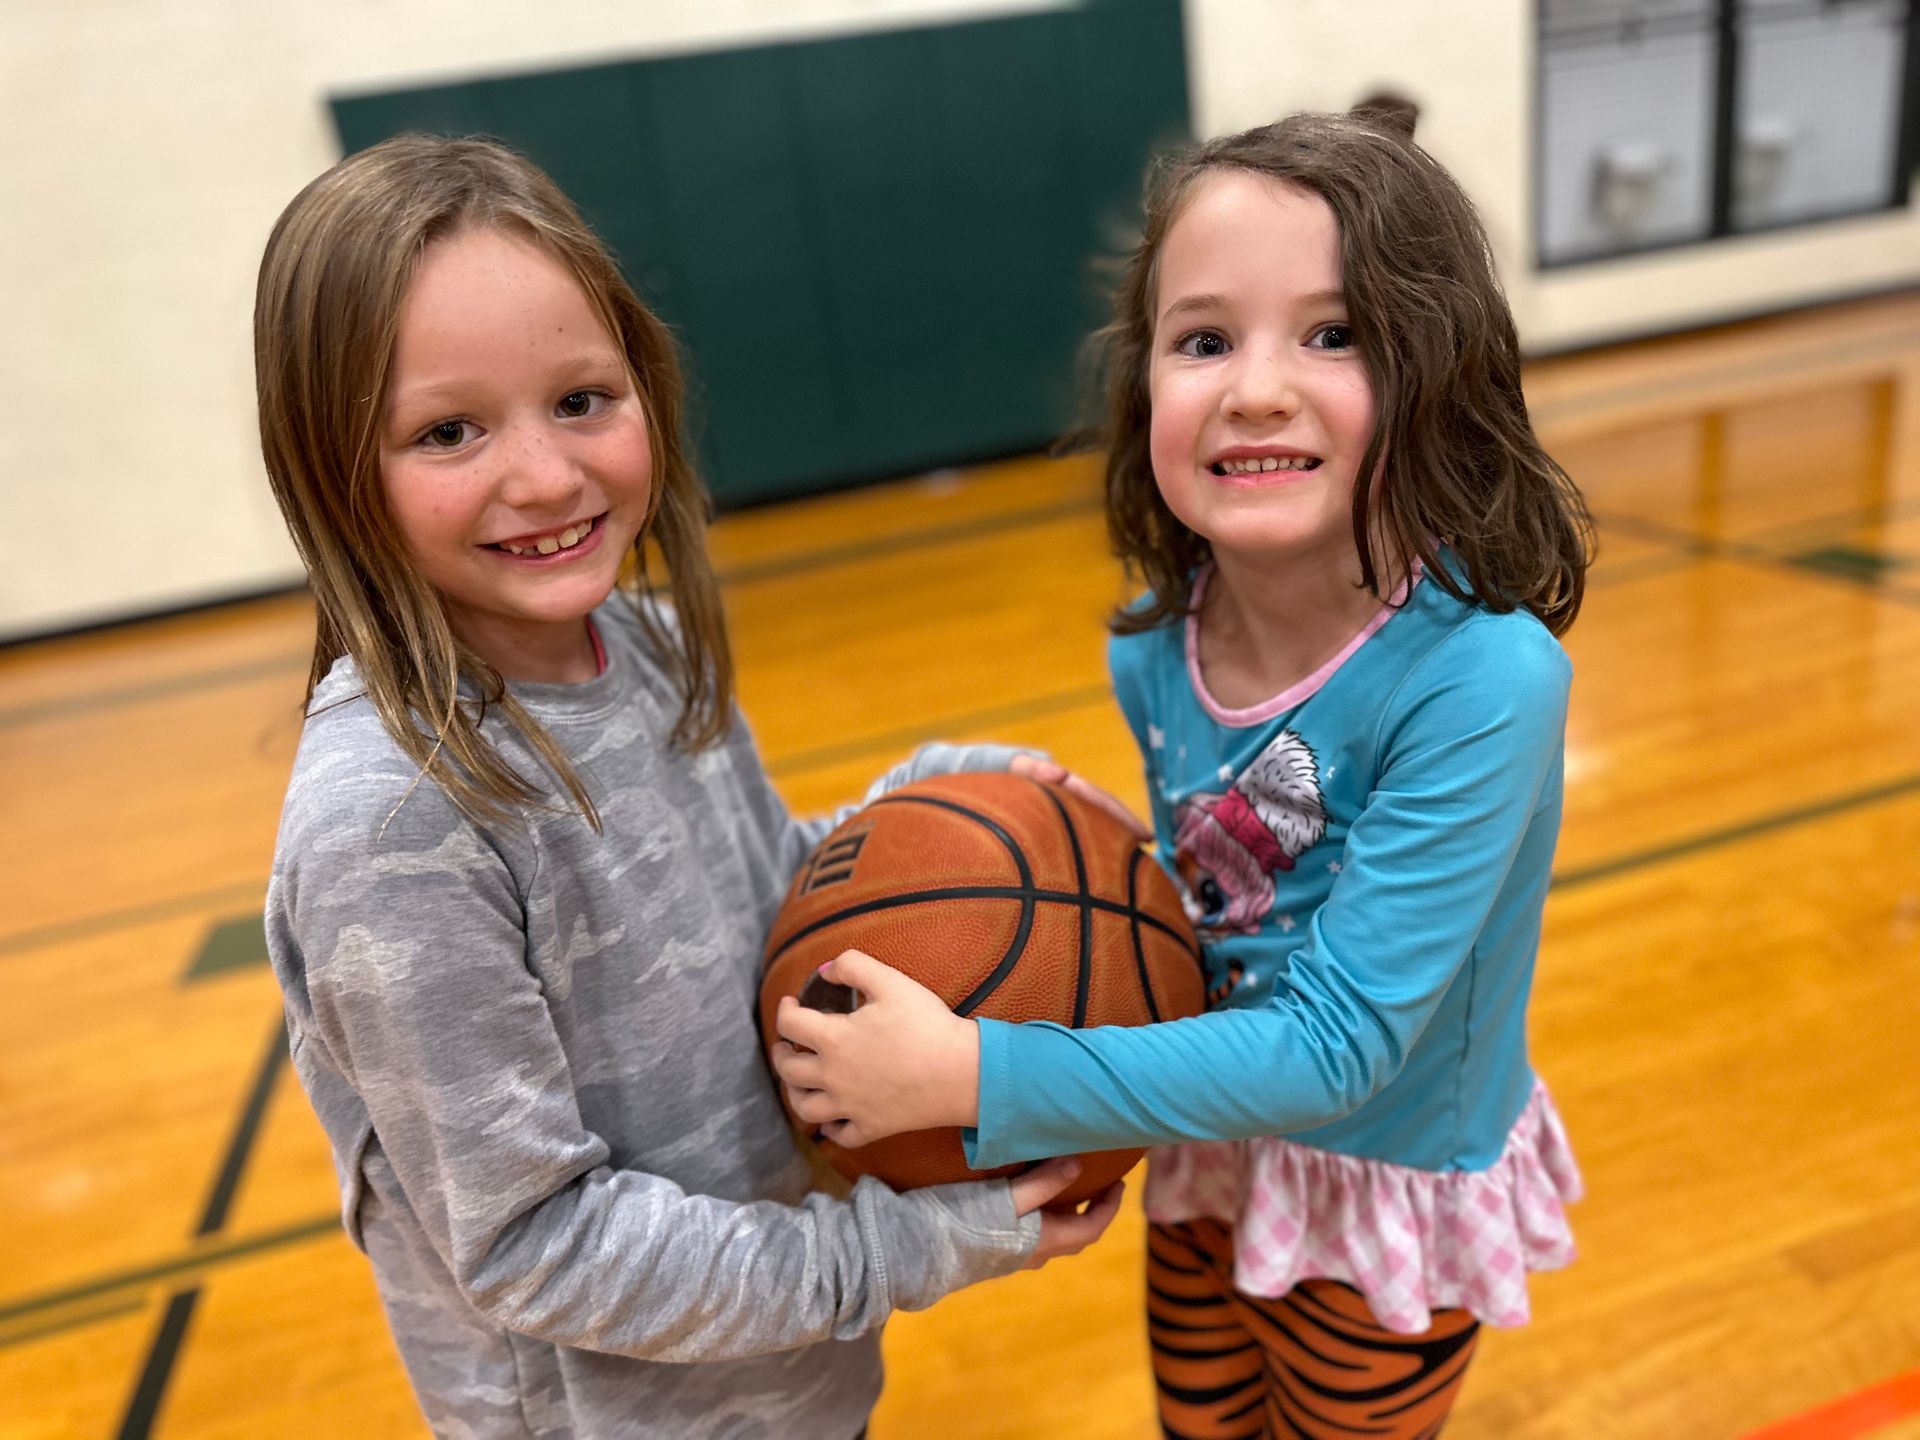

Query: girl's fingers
<box><xmin>1029</xmin><ymin>1179</ymin><xmax>1125</xmax><ymax>1265</ymax></box>
<box><xmin>774</xmin><ymin>995</ymin><xmax>830</xmax><ymax>1048</ymax></box>
<box><xmin>786</xmin><ymin>1086</ymin><xmax>823</xmax><ymax>1121</ymax></box>
<box><xmin>1008</xmin><ymin>1156</ymin><xmax>1082</xmax><ymax>1215</ymax></box>
<box><xmin>1012</xmin><ymin>756</ymin><xmax>1152</xmax><ymax>840</ymax></box>
<box><xmin>770</xmin><ymin>1043</ymin><xmax>823</xmax><ymax>1090</ymax></box>
<box><xmin>1062</xmin><ymin>774</ymin><xmax>1152</xmax><ymax>839</ymax></box>
<box><xmin>822</xmin><ymin>1118</ymin><xmax>862</xmax><ymax>1148</ymax></box>
<box><xmin>824</xmin><ymin>947</ymin><xmax>897</xmax><ymax>998</ymax></box>
<box><xmin>1083</xmin><ymin>1179</ymin><xmax>1127</xmax><ymax>1227</ymax></box>
<box><xmin>1010</xmin><ymin>755</ymin><xmax>1069</xmax><ymax>784</ymax></box>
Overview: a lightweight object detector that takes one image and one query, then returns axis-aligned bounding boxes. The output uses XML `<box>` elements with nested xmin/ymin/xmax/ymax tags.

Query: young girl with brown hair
<box><xmin>255</xmin><ymin>134</ymin><xmax>1121</xmax><ymax>1440</ymax></box>
<box><xmin>776</xmin><ymin>109</ymin><xmax>1593</xmax><ymax>1436</ymax></box>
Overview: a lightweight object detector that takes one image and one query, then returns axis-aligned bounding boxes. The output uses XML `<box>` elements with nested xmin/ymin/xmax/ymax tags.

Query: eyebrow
<box><xmin>388</xmin><ymin>353</ymin><xmax>627</xmax><ymax>413</ymax></box>
<box><xmin>1157</xmin><ymin>288</ymin><xmax>1347</xmax><ymax>327</ymax></box>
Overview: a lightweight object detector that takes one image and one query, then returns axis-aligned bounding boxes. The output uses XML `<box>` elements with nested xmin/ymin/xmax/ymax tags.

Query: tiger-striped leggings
<box><xmin>1147</xmin><ymin>1220</ymin><xmax>1481</xmax><ymax>1439</ymax></box>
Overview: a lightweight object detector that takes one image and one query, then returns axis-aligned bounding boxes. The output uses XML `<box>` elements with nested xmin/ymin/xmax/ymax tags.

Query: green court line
<box><xmin>1585</xmin><ymin>550</ymin><xmax>1703</xmax><ymax>589</ymax></box>
<box><xmin>1553</xmin><ymin>770</ymin><xmax>1920</xmax><ymax>890</ymax></box>
<box><xmin>1583</xmin><ymin>508</ymin><xmax>1920</xmax><ymax>609</ymax></box>
<box><xmin>0</xmin><ymin>883</ymin><xmax>267</xmax><ymax>959</ymax></box>
<box><xmin>0</xmin><ymin>1215</ymin><xmax>339</xmax><ymax>1339</ymax></box>
<box><xmin>1732</xmin><ymin>491</ymin><xmax>1920</xmax><ymax>552</ymax></box>
<box><xmin>184</xmin><ymin>914</ymin><xmax>269</xmax><ymax>984</ymax></box>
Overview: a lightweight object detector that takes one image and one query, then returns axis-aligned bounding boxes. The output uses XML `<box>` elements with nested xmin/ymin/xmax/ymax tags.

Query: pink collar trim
<box><xmin>1185</xmin><ymin>561</ymin><xmax>1420</xmax><ymax>727</ymax></box>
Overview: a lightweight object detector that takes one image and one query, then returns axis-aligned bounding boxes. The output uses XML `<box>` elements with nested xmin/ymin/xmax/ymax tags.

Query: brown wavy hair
<box><xmin>1095</xmin><ymin>109</ymin><xmax>1592</xmax><ymax>636</ymax></box>
<box><xmin>255</xmin><ymin>134</ymin><xmax>731</xmax><ymax>831</ymax></box>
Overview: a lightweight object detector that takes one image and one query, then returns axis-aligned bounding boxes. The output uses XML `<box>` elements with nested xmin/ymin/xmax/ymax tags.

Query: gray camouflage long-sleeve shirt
<box><xmin>265</xmin><ymin>597</ymin><xmax>1039</xmax><ymax>1439</ymax></box>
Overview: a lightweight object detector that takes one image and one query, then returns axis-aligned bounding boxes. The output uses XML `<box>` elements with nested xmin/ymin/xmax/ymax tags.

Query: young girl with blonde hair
<box><xmin>256</xmin><ymin>134</ymin><xmax>1119</xmax><ymax>1440</ymax></box>
<box><xmin>777</xmin><ymin>109</ymin><xmax>1593</xmax><ymax>1437</ymax></box>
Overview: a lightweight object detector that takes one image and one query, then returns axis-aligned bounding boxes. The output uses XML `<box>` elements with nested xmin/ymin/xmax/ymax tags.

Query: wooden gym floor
<box><xmin>3</xmin><ymin>292</ymin><xmax>1919</xmax><ymax>1439</ymax></box>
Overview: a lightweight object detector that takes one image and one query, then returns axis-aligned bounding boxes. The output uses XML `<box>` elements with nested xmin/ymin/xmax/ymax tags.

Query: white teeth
<box><xmin>1217</xmin><ymin>455</ymin><xmax>1317</xmax><ymax>474</ymax></box>
<box><xmin>502</xmin><ymin>520</ymin><xmax>592</xmax><ymax>556</ymax></box>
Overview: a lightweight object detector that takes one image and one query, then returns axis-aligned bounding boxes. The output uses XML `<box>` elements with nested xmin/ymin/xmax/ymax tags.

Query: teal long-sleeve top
<box><xmin>964</xmin><ymin>569</ymin><xmax>1571</xmax><ymax>1175</ymax></box>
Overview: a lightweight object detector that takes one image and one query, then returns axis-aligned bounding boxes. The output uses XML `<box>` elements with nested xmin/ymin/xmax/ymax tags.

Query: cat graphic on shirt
<box><xmin>1173</xmin><ymin>730</ymin><xmax>1327</xmax><ymax>938</ymax></box>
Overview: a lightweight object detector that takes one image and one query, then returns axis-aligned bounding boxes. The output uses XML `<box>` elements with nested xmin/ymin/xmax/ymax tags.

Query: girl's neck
<box><xmin>1197</xmin><ymin>542</ymin><xmax>1408</xmax><ymax>710</ymax></box>
<box><xmin>457</xmin><ymin>614</ymin><xmax>603</xmax><ymax>685</ymax></box>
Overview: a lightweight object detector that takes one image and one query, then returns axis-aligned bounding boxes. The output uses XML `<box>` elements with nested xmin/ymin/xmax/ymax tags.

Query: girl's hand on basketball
<box><xmin>1008</xmin><ymin>755</ymin><xmax>1151</xmax><ymax>841</ymax></box>
<box><xmin>1008</xmin><ymin>1160</ymin><xmax>1126</xmax><ymax>1269</ymax></box>
<box><xmin>773</xmin><ymin>949</ymin><xmax>980</xmax><ymax>1145</ymax></box>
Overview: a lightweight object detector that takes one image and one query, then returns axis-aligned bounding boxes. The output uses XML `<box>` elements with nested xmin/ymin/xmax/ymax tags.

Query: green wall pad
<box><xmin>331</xmin><ymin>0</ymin><xmax>1188</xmax><ymax>508</ymax></box>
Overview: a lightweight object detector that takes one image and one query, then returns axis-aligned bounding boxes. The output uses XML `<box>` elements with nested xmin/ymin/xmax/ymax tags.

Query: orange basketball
<box><xmin>760</xmin><ymin>770</ymin><xmax>1204</xmax><ymax>1207</ymax></box>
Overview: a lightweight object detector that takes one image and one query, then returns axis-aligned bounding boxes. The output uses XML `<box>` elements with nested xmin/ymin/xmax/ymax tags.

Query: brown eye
<box><xmin>427</xmin><ymin>421</ymin><xmax>467</xmax><ymax>447</ymax></box>
<box><xmin>558</xmin><ymin>391</ymin><xmax>597</xmax><ymax>418</ymax></box>
<box><xmin>1176</xmin><ymin>330</ymin><xmax>1229</xmax><ymax>358</ymax></box>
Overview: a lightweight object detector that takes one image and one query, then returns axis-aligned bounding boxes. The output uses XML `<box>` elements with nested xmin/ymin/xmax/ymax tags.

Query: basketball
<box><xmin>760</xmin><ymin>770</ymin><xmax>1205</xmax><ymax>1206</ymax></box>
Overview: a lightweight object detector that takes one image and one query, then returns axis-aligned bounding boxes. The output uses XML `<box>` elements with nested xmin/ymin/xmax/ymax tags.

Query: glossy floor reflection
<box><xmin>2</xmin><ymin>293</ymin><xmax>1918</xmax><ymax>1440</ymax></box>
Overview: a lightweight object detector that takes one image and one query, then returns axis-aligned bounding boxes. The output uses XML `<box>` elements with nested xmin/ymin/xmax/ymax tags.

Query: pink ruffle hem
<box><xmin>1143</xmin><ymin>1081</ymin><xmax>1582</xmax><ymax>1334</ymax></box>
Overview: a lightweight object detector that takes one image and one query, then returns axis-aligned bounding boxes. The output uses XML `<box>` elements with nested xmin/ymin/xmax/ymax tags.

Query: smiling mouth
<box><xmin>489</xmin><ymin>514</ymin><xmax>604</xmax><ymax>556</ymax></box>
<box><xmin>1209</xmin><ymin>456</ymin><xmax>1321</xmax><ymax>477</ymax></box>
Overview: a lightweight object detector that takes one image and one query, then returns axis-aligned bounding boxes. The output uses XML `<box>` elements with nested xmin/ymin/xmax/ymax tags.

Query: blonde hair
<box><xmin>255</xmin><ymin>134</ymin><xmax>732</xmax><ymax>830</ymax></box>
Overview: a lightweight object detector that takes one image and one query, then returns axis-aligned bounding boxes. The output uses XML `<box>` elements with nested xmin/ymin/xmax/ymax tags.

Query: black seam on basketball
<box><xmin>767</xmin><ymin>888</ymin><xmax>1191</xmax><ymax>966</ymax></box>
<box><xmin>806</xmin><ymin>789</ymin><xmax>1194</xmax><ymax>947</ymax></box>
<box><xmin>773</xmin><ymin>788</ymin><xmax>1195</xmax><ymax>1024</ymax></box>
<box><xmin>866</xmin><ymin>793</ymin><xmax>1034</xmax><ymax>887</ymax></box>
<box><xmin>1127</xmin><ymin>848</ymin><xmax>1163</xmax><ymax>1023</ymax></box>
<box><xmin>952</xmin><ymin>894</ymin><xmax>1036</xmax><ymax>1018</ymax></box>
<box><xmin>767</xmin><ymin>886</ymin><xmax>1029</xmax><ymax>966</ymax></box>
<box><xmin>1130</xmin><ymin>903</ymin><xmax>1200</xmax><ymax>953</ymax></box>
<box><xmin>806</xmin><ymin>791</ymin><xmax>1048</xmax><ymax>1018</ymax></box>
<box><xmin>1036</xmin><ymin>785</ymin><xmax>1095</xmax><ymax>1028</ymax></box>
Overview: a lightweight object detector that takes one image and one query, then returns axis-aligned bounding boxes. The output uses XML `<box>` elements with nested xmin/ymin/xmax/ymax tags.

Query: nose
<box><xmin>1222</xmin><ymin>344</ymin><xmax>1301</xmax><ymax>422</ymax></box>
<box><xmin>495</xmin><ymin>418</ymin><xmax>586</xmax><ymax>513</ymax></box>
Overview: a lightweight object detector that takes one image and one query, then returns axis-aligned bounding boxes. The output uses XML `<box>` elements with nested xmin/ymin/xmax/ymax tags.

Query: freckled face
<box><xmin>379</xmin><ymin>227</ymin><xmax>652</xmax><ymax>674</ymax></box>
<box><xmin>1147</xmin><ymin>172</ymin><xmax>1375</xmax><ymax>568</ymax></box>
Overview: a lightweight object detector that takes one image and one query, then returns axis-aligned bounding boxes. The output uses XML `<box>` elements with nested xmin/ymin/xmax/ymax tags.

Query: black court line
<box><xmin>0</xmin><ymin>1215</ymin><xmax>338</xmax><ymax>1343</ymax></box>
<box><xmin>1526</xmin><ymin>322</ymin><xmax>1919</xmax><ymax>429</ymax></box>
<box><xmin>0</xmin><ymin>1297</ymin><xmax>144</xmax><ymax>1350</ymax></box>
<box><xmin>5</xmin><ymin>458</ymin><xmax>1910</xmax><ymax>735</ymax></box>
<box><xmin>0</xmin><ymin>653</ymin><xmax>309</xmax><ymax>731</ymax></box>
<box><xmin>0</xmin><ymin>476</ymin><xmax>1882</xmax><ymax>742</ymax></box>
<box><xmin>0</xmin><ymin>496</ymin><xmax>1102</xmax><ymax>731</ymax></box>
<box><xmin>112</xmin><ymin>1022</ymin><xmax>289</xmax><ymax>1439</ymax></box>
<box><xmin>116</xmin><ymin>1293</ymin><xmax>197</xmax><ymax>1440</ymax></box>
<box><xmin>14</xmin><ymin>764</ymin><xmax>1920</xmax><ymax>1350</ymax></box>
